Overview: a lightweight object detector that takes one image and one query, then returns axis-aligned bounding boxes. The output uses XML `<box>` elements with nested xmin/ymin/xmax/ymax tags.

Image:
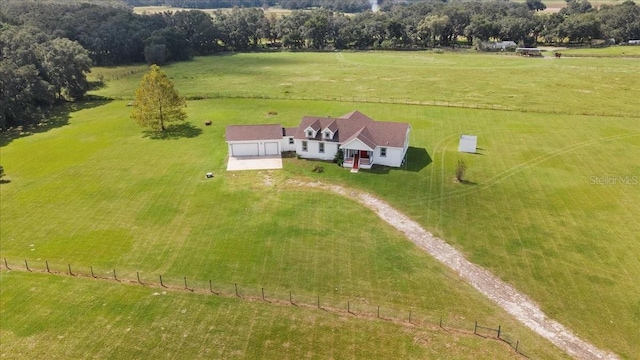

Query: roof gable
<box><xmin>294</xmin><ymin>111</ymin><xmax>409</xmax><ymax>148</ymax></box>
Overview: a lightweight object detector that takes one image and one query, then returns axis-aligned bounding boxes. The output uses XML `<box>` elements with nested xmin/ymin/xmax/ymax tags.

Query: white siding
<box><xmin>372</xmin><ymin>147</ymin><xmax>405</xmax><ymax>167</ymax></box>
<box><xmin>295</xmin><ymin>140</ymin><xmax>337</xmax><ymax>161</ymax></box>
<box><xmin>281</xmin><ymin>137</ymin><xmax>296</xmax><ymax>152</ymax></box>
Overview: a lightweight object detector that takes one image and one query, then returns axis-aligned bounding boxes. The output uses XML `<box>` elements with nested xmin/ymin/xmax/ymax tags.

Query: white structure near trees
<box><xmin>225</xmin><ymin>111</ymin><xmax>411</xmax><ymax>170</ymax></box>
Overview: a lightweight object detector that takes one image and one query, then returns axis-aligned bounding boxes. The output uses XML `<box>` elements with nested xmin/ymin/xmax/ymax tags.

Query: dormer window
<box><xmin>306</xmin><ymin>130</ymin><xmax>314</xmax><ymax>137</ymax></box>
<box><xmin>324</xmin><ymin>131</ymin><xmax>331</xmax><ymax>139</ymax></box>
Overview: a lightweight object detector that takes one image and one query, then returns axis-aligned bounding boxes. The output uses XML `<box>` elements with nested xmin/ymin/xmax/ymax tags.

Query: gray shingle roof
<box><xmin>225</xmin><ymin>124</ymin><xmax>283</xmax><ymax>141</ymax></box>
<box><xmin>295</xmin><ymin>111</ymin><xmax>409</xmax><ymax>148</ymax></box>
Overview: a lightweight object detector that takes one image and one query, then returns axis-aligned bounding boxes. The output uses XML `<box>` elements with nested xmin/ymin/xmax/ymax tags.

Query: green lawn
<box><xmin>1</xmin><ymin>272</ymin><xmax>524</xmax><ymax>360</ymax></box>
<box><xmin>561</xmin><ymin>45</ymin><xmax>640</xmax><ymax>56</ymax></box>
<box><xmin>88</xmin><ymin>52</ymin><xmax>640</xmax><ymax>118</ymax></box>
<box><xmin>2</xmin><ymin>51</ymin><xmax>639</xmax><ymax>358</ymax></box>
<box><xmin>0</xmin><ymin>99</ymin><xmax>568</xmax><ymax>359</ymax></box>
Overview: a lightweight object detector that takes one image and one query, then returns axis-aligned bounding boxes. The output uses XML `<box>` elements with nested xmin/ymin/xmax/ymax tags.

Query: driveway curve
<box><xmin>291</xmin><ymin>180</ymin><xmax>618</xmax><ymax>360</ymax></box>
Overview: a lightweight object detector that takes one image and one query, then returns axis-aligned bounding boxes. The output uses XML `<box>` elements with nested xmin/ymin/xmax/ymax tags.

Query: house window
<box><xmin>289</xmin><ymin>137</ymin><xmax>294</xmax><ymax>145</ymax></box>
<box><xmin>319</xmin><ymin>142</ymin><xmax>325</xmax><ymax>153</ymax></box>
<box><xmin>325</xmin><ymin>131</ymin><xmax>331</xmax><ymax>139</ymax></box>
<box><xmin>380</xmin><ymin>147</ymin><xmax>387</xmax><ymax>157</ymax></box>
<box><xmin>306</xmin><ymin>130</ymin><xmax>313</xmax><ymax>137</ymax></box>
<box><xmin>302</xmin><ymin>141</ymin><xmax>308</xmax><ymax>152</ymax></box>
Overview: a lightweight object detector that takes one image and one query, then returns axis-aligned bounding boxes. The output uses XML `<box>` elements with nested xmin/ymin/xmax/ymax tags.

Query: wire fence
<box><xmin>99</xmin><ymin>91</ymin><xmax>640</xmax><ymax>119</ymax></box>
<box><xmin>4</xmin><ymin>257</ymin><xmax>530</xmax><ymax>358</ymax></box>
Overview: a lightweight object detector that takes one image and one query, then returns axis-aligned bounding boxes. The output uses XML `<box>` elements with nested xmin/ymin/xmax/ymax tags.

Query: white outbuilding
<box><xmin>458</xmin><ymin>135</ymin><xmax>478</xmax><ymax>153</ymax></box>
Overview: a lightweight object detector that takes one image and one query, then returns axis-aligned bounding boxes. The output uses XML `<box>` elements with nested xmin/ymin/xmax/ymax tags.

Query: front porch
<box><xmin>343</xmin><ymin>149</ymin><xmax>373</xmax><ymax>170</ymax></box>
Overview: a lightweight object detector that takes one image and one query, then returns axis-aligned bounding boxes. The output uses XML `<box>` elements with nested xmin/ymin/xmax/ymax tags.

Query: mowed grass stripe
<box><xmin>1</xmin><ymin>271</ymin><xmax>530</xmax><ymax>359</ymax></box>
<box><xmin>1</xmin><ymin>97</ymin><xmax>638</xmax><ymax>357</ymax></box>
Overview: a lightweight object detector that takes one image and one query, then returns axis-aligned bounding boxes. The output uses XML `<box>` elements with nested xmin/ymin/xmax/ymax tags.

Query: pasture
<box><xmin>2</xmin><ymin>51</ymin><xmax>639</xmax><ymax>358</ymax></box>
<box><xmin>89</xmin><ymin>51</ymin><xmax>640</xmax><ymax>118</ymax></box>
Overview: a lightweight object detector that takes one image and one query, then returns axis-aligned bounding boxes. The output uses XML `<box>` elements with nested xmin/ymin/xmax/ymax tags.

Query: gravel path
<box><xmin>293</xmin><ymin>181</ymin><xmax>618</xmax><ymax>360</ymax></box>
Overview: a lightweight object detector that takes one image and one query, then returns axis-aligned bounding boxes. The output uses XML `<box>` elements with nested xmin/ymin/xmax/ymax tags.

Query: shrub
<box><xmin>455</xmin><ymin>159</ymin><xmax>467</xmax><ymax>182</ymax></box>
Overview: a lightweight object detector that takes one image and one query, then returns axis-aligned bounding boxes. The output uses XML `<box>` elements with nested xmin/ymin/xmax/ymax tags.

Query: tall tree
<box><xmin>131</xmin><ymin>65</ymin><xmax>187</xmax><ymax>132</ymax></box>
<box><xmin>42</xmin><ymin>37</ymin><xmax>92</xmax><ymax>100</ymax></box>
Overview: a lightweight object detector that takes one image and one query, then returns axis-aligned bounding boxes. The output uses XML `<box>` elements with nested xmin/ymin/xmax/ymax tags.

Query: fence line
<box><xmin>2</xmin><ymin>258</ymin><xmax>529</xmax><ymax>358</ymax></box>
<box><xmin>101</xmin><ymin>92</ymin><xmax>640</xmax><ymax>119</ymax></box>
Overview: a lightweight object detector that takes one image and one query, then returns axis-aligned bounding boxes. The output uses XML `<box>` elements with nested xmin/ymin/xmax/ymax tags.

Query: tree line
<box><xmin>2</xmin><ymin>0</ymin><xmax>639</xmax><ymax>128</ymax></box>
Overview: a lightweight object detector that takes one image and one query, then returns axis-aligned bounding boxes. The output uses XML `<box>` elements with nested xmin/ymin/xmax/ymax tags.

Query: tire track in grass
<box><xmin>424</xmin><ymin>132</ymin><xmax>639</xmax><ymax>203</ymax></box>
<box><xmin>291</xmin><ymin>180</ymin><xmax>619</xmax><ymax>360</ymax></box>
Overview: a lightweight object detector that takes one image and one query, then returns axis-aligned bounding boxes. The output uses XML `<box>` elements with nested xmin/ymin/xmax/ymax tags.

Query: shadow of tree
<box><xmin>457</xmin><ymin>179</ymin><xmax>477</xmax><ymax>185</ymax></box>
<box><xmin>0</xmin><ymin>179</ymin><xmax>11</xmax><ymax>185</ymax></box>
<box><xmin>0</xmin><ymin>99</ymin><xmax>111</xmax><ymax>147</ymax></box>
<box><xmin>404</xmin><ymin>147</ymin><xmax>433</xmax><ymax>172</ymax></box>
<box><xmin>142</xmin><ymin>122</ymin><xmax>202</xmax><ymax>140</ymax></box>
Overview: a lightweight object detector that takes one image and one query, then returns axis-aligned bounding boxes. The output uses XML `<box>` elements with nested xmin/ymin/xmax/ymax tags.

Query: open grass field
<box><xmin>2</xmin><ymin>51</ymin><xmax>639</xmax><ymax>358</ymax></box>
<box><xmin>561</xmin><ymin>46</ymin><xmax>640</xmax><ymax>56</ymax></box>
<box><xmin>2</xmin><ymin>271</ymin><xmax>528</xmax><ymax>359</ymax></box>
<box><xmin>133</xmin><ymin>5</ymin><xmax>295</xmax><ymax>17</ymax></box>
<box><xmin>0</xmin><ymin>100</ymin><xmax>570</xmax><ymax>359</ymax></box>
<box><xmin>89</xmin><ymin>52</ymin><xmax>640</xmax><ymax>118</ymax></box>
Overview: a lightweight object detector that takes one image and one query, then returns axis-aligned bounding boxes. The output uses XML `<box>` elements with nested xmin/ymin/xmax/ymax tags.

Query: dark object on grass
<box><xmin>312</xmin><ymin>166</ymin><xmax>325</xmax><ymax>173</ymax></box>
<box><xmin>205</xmin><ymin>121</ymin><xmax>212</xmax><ymax>126</ymax></box>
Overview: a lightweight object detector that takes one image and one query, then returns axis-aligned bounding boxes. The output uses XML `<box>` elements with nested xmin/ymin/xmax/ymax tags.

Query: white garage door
<box><xmin>265</xmin><ymin>142</ymin><xmax>279</xmax><ymax>155</ymax></box>
<box><xmin>232</xmin><ymin>143</ymin><xmax>259</xmax><ymax>157</ymax></box>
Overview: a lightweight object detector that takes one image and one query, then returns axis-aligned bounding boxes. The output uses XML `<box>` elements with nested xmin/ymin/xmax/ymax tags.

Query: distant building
<box><xmin>515</xmin><ymin>48</ymin><xmax>543</xmax><ymax>57</ymax></box>
<box><xmin>482</xmin><ymin>41</ymin><xmax>517</xmax><ymax>51</ymax></box>
<box><xmin>629</xmin><ymin>40</ymin><xmax>640</xmax><ymax>45</ymax></box>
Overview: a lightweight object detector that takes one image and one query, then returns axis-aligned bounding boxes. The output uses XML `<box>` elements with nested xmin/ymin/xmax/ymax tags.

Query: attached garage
<box><xmin>231</xmin><ymin>143</ymin><xmax>260</xmax><ymax>157</ymax></box>
<box><xmin>225</xmin><ymin>124</ymin><xmax>284</xmax><ymax>158</ymax></box>
<box><xmin>265</xmin><ymin>142</ymin><xmax>279</xmax><ymax>155</ymax></box>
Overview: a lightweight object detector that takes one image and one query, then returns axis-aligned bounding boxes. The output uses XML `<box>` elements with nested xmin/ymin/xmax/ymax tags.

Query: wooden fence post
<box><xmin>91</xmin><ymin>266</ymin><xmax>95</xmax><ymax>278</ymax></box>
<box><xmin>46</xmin><ymin>260</ymin><xmax>50</xmax><ymax>273</ymax></box>
<box><xmin>160</xmin><ymin>275</ymin><xmax>165</xmax><ymax>287</ymax></box>
<box><xmin>4</xmin><ymin>258</ymin><xmax>9</xmax><ymax>270</ymax></box>
<box><xmin>235</xmin><ymin>283</ymin><xmax>239</xmax><ymax>297</ymax></box>
<box><xmin>474</xmin><ymin>321</ymin><xmax>477</xmax><ymax>334</ymax></box>
<box><xmin>184</xmin><ymin>277</ymin><xmax>188</xmax><ymax>289</ymax></box>
<box><xmin>262</xmin><ymin>288</ymin><xmax>265</xmax><ymax>301</ymax></box>
<box><xmin>137</xmin><ymin>272</ymin><xmax>142</xmax><ymax>284</ymax></box>
<box><xmin>497</xmin><ymin>325</ymin><xmax>501</xmax><ymax>338</ymax></box>
<box><xmin>113</xmin><ymin>269</ymin><xmax>117</xmax><ymax>281</ymax></box>
<box><xmin>25</xmin><ymin>260</ymin><xmax>31</xmax><ymax>272</ymax></box>
<box><xmin>67</xmin><ymin>263</ymin><xmax>72</xmax><ymax>275</ymax></box>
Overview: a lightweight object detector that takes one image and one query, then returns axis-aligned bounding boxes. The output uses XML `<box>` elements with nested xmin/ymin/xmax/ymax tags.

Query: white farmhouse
<box><xmin>225</xmin><ymin>111</ymin><xmax>411</xmax><ymax>170</ymax></box>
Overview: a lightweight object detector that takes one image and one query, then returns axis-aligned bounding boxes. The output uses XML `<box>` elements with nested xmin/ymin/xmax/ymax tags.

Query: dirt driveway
<box><xmin>292</xmin><ymin>180</ymin><xmax>618</xmax><ymax>360</ymax></box>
